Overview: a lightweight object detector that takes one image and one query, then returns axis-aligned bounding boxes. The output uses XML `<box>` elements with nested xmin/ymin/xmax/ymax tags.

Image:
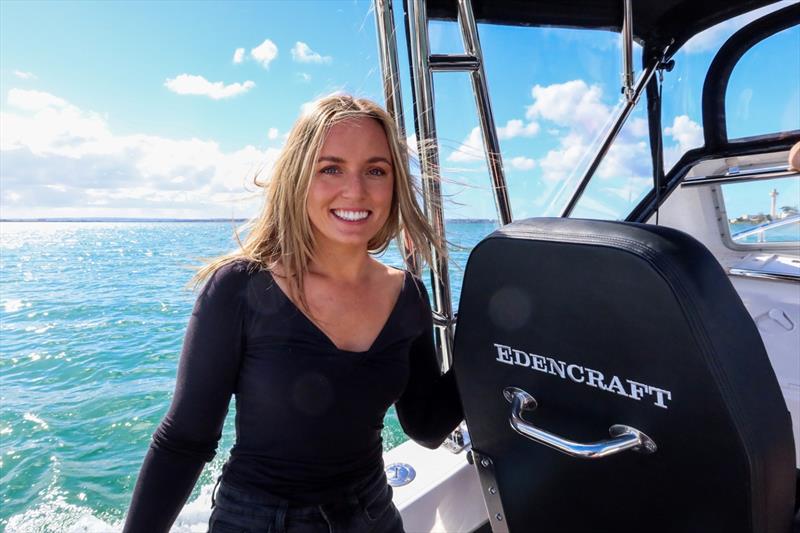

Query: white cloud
<box><xmin>299</xmin><ymin>91</ymin><xmax>346</xmax><ymax>117</ymax></box>
<box><xmin>1</xmin><ymin>89</ymin><xmax>280</xmax><ymax>218</ymax></box>
<box><xmin>510</xmin><ymin>156</ymin><xmax>536</xmax><ymax>170</ymax></box>
<box><xmin>522</xmin><ymin>78</ymin><xmax>657</xmax><ymax>217</ymax></box>
<box><xmin>538</xmin><ymin>132</ymin><xmax>590</xmax><ymax>182</ymax></box>
<box><xmin>267</xmin><ymin>128</ymin><xmax>279</xmax><ymax>140</ymax></box>
<box><xmin>663</xmin><ymin>115</ymin><xmax>704</xmax><ymax>168</ymax></box>
<box><xmin>603</xmin><ymin>177</ymin><xmax>652</xmax><ymax>202</ymax></box>
<box><xmin>527</xmin><ymin>80</ymin><xmax>612</xmax><ymax>133</ymax></box>
<box><xmin>8</xmin><ymin>89</ymin><xmax>68</xmax><ymax>111</ymax></box>
<box><xmin>664</xmin><ymin>115</ymin><xmax>704</xmax><ymax>152</ymax></box>
<box><xmin>233</xmin><ymin>48</ymin><xmax>245</xmax><ymax>64</ymax></box>
<box><xmin>447</xmin><ymin>127</ymin><xmax>483</xmax><ymax>162</ymax></box>
<box><xmin>13</xmin><ymin>70</ymin><xmax>36</xmax><ymax>80</ymax></box>
<box><xmin>447</xmin><ymin>118</ymin><xmax>541</xmax><ymax>163</ymax></box>
<box><xmin>251</xmin><ymin>39</ymin><xmax>278</xmax><ymax>68</ymax></box>
<box><xmin>527</xmin><ymin>79</ymin><xmax>651</xmax><ymax>182</ymax></box>
<box><xmin>297</xmin><ymin>72</ymin><xmax>312</xmax><ymax>82</ymax></box>
<box><xmin>497</xmin><ymin>119</ymin><xmax>540</xmax><ymax>140</ymax></box>
<box><xmin>571</xmin><ymin>195</ymin><xmax>623</xmax><ymax>219</ymax></box>
<box><xmin>291</xmin><ymin>42</ymin><xmax>332</xmax><ymax>64</ymax></box>
<box><xmin>300</xmin><ymin>100</ymin><xmax>316</xmax><ymax>116</ymax></box>
<box><xmin>164</xmin><ymin>74</ymin><xmax>255</xmax><ymax>100</ymax></box>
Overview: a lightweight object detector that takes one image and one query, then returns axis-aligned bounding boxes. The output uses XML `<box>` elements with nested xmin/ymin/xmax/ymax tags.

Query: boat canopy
<box><xmin>423</xmin><ymin>0</ymin><xmax>781</xmax><ymax>53</ymax></box>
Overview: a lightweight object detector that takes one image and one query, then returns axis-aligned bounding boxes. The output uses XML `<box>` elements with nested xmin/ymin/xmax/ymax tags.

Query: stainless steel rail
<box><xmin>621</xmin><ymin>0</ymin><xmax>635</xmax><ymax>102</ymax></box>
<box><xmin>374</xmin><ymin>0</ymin><xmax>406</xmax><ymax>138</ymax></box>
<box><xmin>375</xmin><ymin>0</ymin><xmax>514</xmax><ymax>370</ymax></box>
<box><xmin>457</xmin><ymin>0</ymin><xmax>513</xmax><ymax>226</ymax></box>
<box><xmin>406</xmin><ymin>0</ymin><xmax>456</xmax><ymax>367</ymax></box>
<box><xmin>374</xmin><ymin>0</ymin><xmax>421</xmax><ymax>276</ymax></box>
<box><xmin>682</xmin><ymin>166</ymin><xmax>798</xmax><ymax>187</ymax></box>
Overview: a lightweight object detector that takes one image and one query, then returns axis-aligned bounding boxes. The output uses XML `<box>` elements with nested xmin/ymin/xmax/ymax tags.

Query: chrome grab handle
<box><xmin>504</xmin><ymin>387</ymin><xmax>657</xmax><ymax>459</ymax></box>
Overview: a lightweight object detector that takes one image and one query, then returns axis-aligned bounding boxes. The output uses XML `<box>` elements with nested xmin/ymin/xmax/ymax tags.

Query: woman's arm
<box><xmin>123</xmin><ymin>262</ymin><xmax>247</xmax><ymax>532</ymax></box>
<box><xmin>395</xmin><ymin>282</ymin><xmax>463</xmax><ymax>449</ymax></box>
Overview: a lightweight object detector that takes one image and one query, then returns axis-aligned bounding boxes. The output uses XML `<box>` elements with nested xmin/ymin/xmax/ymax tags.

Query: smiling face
<box><xmin>306</xmin><ymin>117</ymin><xmax>395</xmax><ymax>254</ymax></box>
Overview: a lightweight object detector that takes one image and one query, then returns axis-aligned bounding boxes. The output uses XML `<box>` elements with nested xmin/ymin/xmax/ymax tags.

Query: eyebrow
<box><xmin>317</xmin><ymin>155</ymin><xmax>392</xmax><ymax>165</ymax></box>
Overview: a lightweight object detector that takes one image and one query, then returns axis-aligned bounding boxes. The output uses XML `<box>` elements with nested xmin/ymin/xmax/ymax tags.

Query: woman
<box><xmin>123</xmin><ymin>95</ymin><xmax>463</xmax><ymax>532</ymax></box>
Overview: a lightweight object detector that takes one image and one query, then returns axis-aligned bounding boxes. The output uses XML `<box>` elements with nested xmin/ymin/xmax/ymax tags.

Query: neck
<box><xmin>308</xmin><ymin>243</ymin><xmax>375</xmax><ymax>284</ymax></box>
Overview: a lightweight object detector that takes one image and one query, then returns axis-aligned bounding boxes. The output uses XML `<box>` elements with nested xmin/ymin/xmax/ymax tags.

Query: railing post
<box><xmin>406</xmin><ymin>0</ymin><xmax>456</xmax><ymax>370</ymax></box>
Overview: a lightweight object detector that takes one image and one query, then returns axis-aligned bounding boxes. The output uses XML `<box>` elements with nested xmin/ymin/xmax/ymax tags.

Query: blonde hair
<box><xmin>193</xmin><ymin>94</ymin><xmax>442</xmax><ymax>307</ymax></box>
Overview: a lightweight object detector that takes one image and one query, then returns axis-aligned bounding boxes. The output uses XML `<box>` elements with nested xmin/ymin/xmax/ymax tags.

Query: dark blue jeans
<box><xmin>207</xmin><ymin>474</ymin><xmax>405</xmax><ymax>533</ymax></box>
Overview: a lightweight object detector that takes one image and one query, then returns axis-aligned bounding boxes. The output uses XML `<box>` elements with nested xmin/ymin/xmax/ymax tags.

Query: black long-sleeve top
<box><xmin>123</xmin><ymin>261</ymin><xmax>463</xmax><ymax>532</ymax></box>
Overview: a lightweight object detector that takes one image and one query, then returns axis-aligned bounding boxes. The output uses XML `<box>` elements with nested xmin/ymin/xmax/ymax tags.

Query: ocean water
<box><xmin>729</xmin><ymin>221</ymin><xmax>800</xmax><ymax>244</ymax></box>
<box><xmin>0</xmin><ymin>220</ymin><xmax>496</xmax><ymax>532</ymax></box>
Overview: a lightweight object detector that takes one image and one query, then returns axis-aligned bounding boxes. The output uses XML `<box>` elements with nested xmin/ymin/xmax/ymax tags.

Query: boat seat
<box><xmin>452</xmin><ymin>217</ymin><xmax>796</xmax><ymax>533</ymax></box>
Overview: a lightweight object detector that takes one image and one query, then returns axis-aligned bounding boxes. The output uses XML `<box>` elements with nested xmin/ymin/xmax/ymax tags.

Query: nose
<box><xmin>341</xmin><ymin>172</ymin><xmax>366</xmax><ymax>198</ymax></box>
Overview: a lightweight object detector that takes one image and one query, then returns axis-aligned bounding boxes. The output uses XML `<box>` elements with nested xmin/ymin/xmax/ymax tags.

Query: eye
<box><xmin>367</xmin><ymin>167</ymin><xmax>388</xmax><ymax>177</ymax></box>
<box><xmin>319</xmin><ymin>166</ymin><xmax>341</xmax><ymax>175</ymax></box>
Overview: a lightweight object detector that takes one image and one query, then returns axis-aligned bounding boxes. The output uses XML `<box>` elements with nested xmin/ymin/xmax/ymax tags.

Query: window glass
<box><xmin>429</xmin><ymin>20</ymin><xmax>466</xmax><ymax>55</ymax></box>
<box><xmin>725</xmin><ymin>26</ymin><xmax>800</xmax><ymax>140</ymax></box>
<box><xmin>722</xmin><ymin>176</ymin><xmax>800</xmax><ymax>245</ymax></box>
<box><xmin>660</xmin><ymin>1</ymin><xmax>795</xmax><ymax>170</ymax></box>
<box><xmin>451</xmin><ymin>23</ymin><xmax>641</xmax><ymax>220</ymax></box>
<box><xmin>570</xmin><ymin>97</ymin><xmax>653</xmax><ymax>220</ymax></box>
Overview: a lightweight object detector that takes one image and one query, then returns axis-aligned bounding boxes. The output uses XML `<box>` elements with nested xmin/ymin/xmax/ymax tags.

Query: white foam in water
<box><xmin>6</xmin><ymin>481</ymin><xmax>215</xmax><ymax>532</ymax></box>
<box><xmin>67</xmin><ymin>514</ymin><xmax>120</xmax><ymax>532</ymax></box>
<box><xmin>6</xmin><ymin>496</ymin><xmax>122</xmax><ymax>533</ymax></box>
<box><xmin>170</xmin><ymin>481</ymin><xmax>215</xmax><ymax>532</ymax></box>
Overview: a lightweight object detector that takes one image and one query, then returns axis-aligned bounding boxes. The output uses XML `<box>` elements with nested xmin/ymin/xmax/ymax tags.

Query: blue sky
<box><xmin>1</xmin><ymin>0</ymin><xmax>797</xmax><ymax>221</ymax></box>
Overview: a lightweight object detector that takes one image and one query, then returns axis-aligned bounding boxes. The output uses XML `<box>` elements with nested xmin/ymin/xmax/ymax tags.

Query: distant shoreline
<box><xmin>1</xmin><ymin>217</ymin><xmax>497</xmax><ymax>223</ymax></box>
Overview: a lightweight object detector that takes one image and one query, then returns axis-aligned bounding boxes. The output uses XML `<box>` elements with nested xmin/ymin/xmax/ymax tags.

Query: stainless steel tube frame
<box><xmin>457</xmin><ymin>0</ymin><xmax>513</xmax><ymax>226</ymax></box>
<box><xmin>560</xmin><ymin>57</ymin><xmax>661</xmax><ymax>218</ymax></box>
<box><xmin>621</xmin><ymin>0</ymin><xmax>635</xmax><ymax>102</ymax></box>
<box><xmin>373</xmin><ymin>0</ymin><xmax>422</xmax><ymax>276</ymax></box>
<box><xmin>406</xmin><ymin>0</ymin><xmax>455</xmax><ymax>370</ymax></box>
<box><xmin>504</xmin><ymin>387</ymin><xmax>657</xmax><ymax>459</ymax></box>
<box><xmin>374</xmin><ymin>0</ymin><xmax>406</xmax><ymax>138</ymax></box>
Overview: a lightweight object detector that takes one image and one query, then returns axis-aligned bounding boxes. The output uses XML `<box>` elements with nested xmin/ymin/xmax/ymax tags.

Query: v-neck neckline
<box><xmin>267</xmin><ymin>269</ymin><xmax>409</xmax><ymax>355</ymax></box>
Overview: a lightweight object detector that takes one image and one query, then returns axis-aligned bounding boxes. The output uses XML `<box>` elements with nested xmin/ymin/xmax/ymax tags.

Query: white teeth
<box><xmin>333</xmin><ymin>209</ymin><xmax>369</xmax><ymax>221</ymax></box>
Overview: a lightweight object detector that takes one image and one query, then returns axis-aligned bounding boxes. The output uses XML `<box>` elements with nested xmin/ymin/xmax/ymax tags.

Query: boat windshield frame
<box><xmin>630</xmin><ymin>2</ymin><xmax>800</xmax><ymax>223</ymax></box>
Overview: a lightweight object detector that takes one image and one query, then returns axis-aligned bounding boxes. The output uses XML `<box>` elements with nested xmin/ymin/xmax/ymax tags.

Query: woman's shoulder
<box><xmin>199</xmin><ymin>259</ymin><xmax>261</xmax><ymax>298</ymax></box>
<box><xmin>209</xmin><ymin>258</ymin><xmax>259</xmax><ymax>280</ymax></box>
<box><xmin>385</xmin><ymin>266</ymin><xmax>430</xmax><ymax>310</ymax></box>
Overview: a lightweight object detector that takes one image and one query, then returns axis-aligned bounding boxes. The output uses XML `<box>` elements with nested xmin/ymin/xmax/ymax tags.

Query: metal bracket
<box><xmin>470</xmin><ymin>450</ymin><xmax>510</xmax><ymax>533</ymax></box>
<box><xmin>442</xmin><ymin>420</ymin><xmax>471</xmax><ymax>454</ymax></box>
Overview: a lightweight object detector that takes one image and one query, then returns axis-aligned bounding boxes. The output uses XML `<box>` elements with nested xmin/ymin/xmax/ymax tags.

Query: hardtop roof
<box><xmin>424</xmin><ymin>0</ymin><xmax>782</xmax><ymax>53</ymax></box>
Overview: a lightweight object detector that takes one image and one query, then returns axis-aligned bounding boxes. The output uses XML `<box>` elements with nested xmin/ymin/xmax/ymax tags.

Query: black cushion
<box><xmin>453</xmin><ymin>218</ymin><xmax>795</xmax><ymax>533</ymax></box>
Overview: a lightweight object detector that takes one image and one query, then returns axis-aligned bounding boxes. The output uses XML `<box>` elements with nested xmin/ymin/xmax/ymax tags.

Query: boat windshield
<box><xmin>393</xmin><ymin>1</ymin><xmax>797</xmax><ymax>225</ymax></box>
<box><xmin>661</xmin><ymin>1</ymin><xmax>799</xmax><ymax>170</ymax></box>
<box><xmin>413</xmin><ymin>20</ymin><xmax>652</xmax><ymax>221</ymax></box>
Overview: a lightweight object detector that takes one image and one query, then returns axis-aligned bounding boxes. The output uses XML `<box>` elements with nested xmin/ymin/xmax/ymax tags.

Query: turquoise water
<box><xmin>729</xmin><ymin>221</ymin><xmax>800</xmax><ymax>244</ymax></box>
<box><xmin>0</xmin><ymin>220</ymin><xmax>495</xmax><ymax>532</ymax></box>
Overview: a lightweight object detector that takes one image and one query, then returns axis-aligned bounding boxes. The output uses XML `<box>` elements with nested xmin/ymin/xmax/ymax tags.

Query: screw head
<box><xmin>480</xmin><ymin>458</ymin><xmax>491</xmax><ymax>468</ymax></box>
<box><xmin>488</xmin><ymin>486</ymin><xmax>496</xmax><ymax>495</ymax></box>
<box><xmin>495</xmin><ymin>513</ymin><xmax>503</xmax><ymax>521</ymax></box>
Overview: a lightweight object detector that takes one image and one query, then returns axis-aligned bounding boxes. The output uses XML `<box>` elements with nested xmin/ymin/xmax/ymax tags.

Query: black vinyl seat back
<box><xmin>452</xmin><ymin>218</ymin><xmax>795</xmax><ymax>533</ymax></box>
